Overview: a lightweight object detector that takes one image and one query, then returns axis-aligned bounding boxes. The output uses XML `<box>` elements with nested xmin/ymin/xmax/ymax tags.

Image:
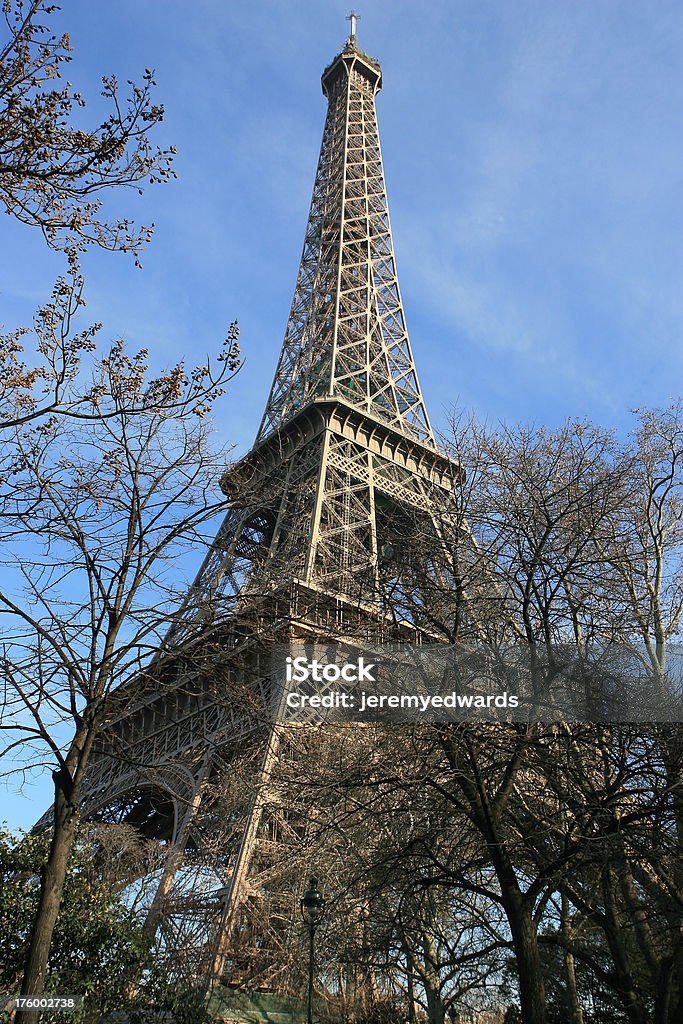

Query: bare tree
<box><xmin>601</xmin><ymin>404</ymin><xmax>683</xmax><ymax>677</ymax></box>
<box><xmin>0</xmin><ymin>5</ymin><xmax>247</xmax><ymax>1016</ymax></box>
<box><xmin>0</xmin><ymin>254</ymin><xmax>241</xmax><ymax>431</ymax></box>
<box><xmin>0</xmin><ymin>0</ymin><xmax>175</xmax><ymax>260</ymax></box>
<box><xmin>0</xmin><ymin>313</ymin><xmax>240</xmax><ymax>1017</ymax></box>
<box><xmin>300</xmin><ymin>411</ymin><xmax>683</xmax><ymax>1024</ymax></box>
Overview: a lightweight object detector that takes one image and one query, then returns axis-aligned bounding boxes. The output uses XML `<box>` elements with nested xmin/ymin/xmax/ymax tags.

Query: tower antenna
<box><xmin>346</xmin><ymin>10</ymin><xmax>360</xmax><ymax>42</ymax></box>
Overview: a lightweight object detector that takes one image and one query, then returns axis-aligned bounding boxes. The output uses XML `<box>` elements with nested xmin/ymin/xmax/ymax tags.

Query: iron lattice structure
<box><xmin>258</xmin><ymin>41</ymin><xmax>432</xmax><ymax>446</ymax></box>
<box><xmin>80</xmin><ymin>31</ymin><xmax>459</xmax><ymax>993</ymax></box>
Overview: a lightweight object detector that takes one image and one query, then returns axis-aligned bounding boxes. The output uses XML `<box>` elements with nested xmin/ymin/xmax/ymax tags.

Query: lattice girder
<box><xmin>258</xmin><ymin>40</ymin><xmax>434</xmax><ymax>445</ymax></box>
<box><xmin>197</xmin><ymin>400</ymin><xmax>457</xmax><ymax>607</ymax></box>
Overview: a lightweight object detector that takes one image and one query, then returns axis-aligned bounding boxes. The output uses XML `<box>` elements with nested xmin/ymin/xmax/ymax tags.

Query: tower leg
<box><xmin>143</xmin><ymin>751</ymin><xmax>213</xmax><ymax>936</ymax></box>
<box><xmin>206</xmin><ymin>724</ymin><xmax>284</xmax><ymax>989</ymax></box>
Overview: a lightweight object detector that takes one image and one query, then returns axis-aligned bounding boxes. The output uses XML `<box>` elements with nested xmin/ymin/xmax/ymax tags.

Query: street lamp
<box><xmin>300</xmin><ymin>877</ymin><xmax>326</xmax><ymax>1024</ymax></box>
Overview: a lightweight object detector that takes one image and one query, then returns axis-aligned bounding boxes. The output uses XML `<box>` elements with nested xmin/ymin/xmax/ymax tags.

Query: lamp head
<box><xmin>300</xmin><ymin>876</ymin><xmax>326</xmax><ymax>926</ymax></box>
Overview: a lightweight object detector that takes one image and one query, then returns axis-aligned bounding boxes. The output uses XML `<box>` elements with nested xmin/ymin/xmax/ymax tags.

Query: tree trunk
<box><xmin>421</xmin><ymin>928</ymin><xmax>445</xmax><ymax>1024</ymax></box>
<box><xmin>657</xmin><ymin>724</ymin><xmax>683</xmax><ymax>1024</ymax></box>
<box><xmin>405</xmin><ymin>947</ymin><xmax>420</xmax><ymax>1024</ymax></box>
<box><xmin>600</xmin><ymin>866</ymin><xmax>649</xmax><ymax>1024</ymax></box>
<box><xmin>561</xmin><ymin>891</ymin><xmax>584</xmax><ymax>1024</ymax></box>
<box><xmin>18</xmin><ymin>768</ymin><xmax>80</xmax><ymax>1024</ymax></box>
<box><xmin>501</xmin><ymin>888</ymin><xmax>547</xmax><ymax>1024</ymax></box>
<box><xmin>438</xmin><ymin>729</ymin><xmax>547</xmax><ymax>1024</ymax></box>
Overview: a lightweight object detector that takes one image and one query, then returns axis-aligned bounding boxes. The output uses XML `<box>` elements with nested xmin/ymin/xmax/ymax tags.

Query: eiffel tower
<box><xmin>82</xmin><ymin>16</ymin><xmax>459</xmax><ymax>995</ymax></box>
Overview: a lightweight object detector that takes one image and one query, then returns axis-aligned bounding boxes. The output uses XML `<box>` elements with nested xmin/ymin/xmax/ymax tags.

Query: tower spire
<box><xmin>346</xmin><ymin>10</ymin><xmax>360</xmax><ymax>42</ymax></box>
<box><xmin>257</xmin><ymin>33</ymin><xmax>434</xmax><ymax>447</ymax></box>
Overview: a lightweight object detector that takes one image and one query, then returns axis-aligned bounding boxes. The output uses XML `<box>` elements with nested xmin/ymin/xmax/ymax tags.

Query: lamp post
<box><xmin>300</xmin><ymin>877</ymin><xmax>325</xmax><ymax>1024</ymax></box>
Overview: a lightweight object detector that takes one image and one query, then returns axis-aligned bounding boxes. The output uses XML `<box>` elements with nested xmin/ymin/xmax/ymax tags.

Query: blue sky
<box><xmin>1</xmin><ymin>0</ymin><xmax>682</xmax><ymax>826</ymax></box>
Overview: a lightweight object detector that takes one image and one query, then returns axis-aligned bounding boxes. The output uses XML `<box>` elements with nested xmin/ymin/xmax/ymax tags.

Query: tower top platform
<box><xmin>321</xmin><ymin>36</ymin><xmax>382</xmax><ymax>96</ymax></box>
